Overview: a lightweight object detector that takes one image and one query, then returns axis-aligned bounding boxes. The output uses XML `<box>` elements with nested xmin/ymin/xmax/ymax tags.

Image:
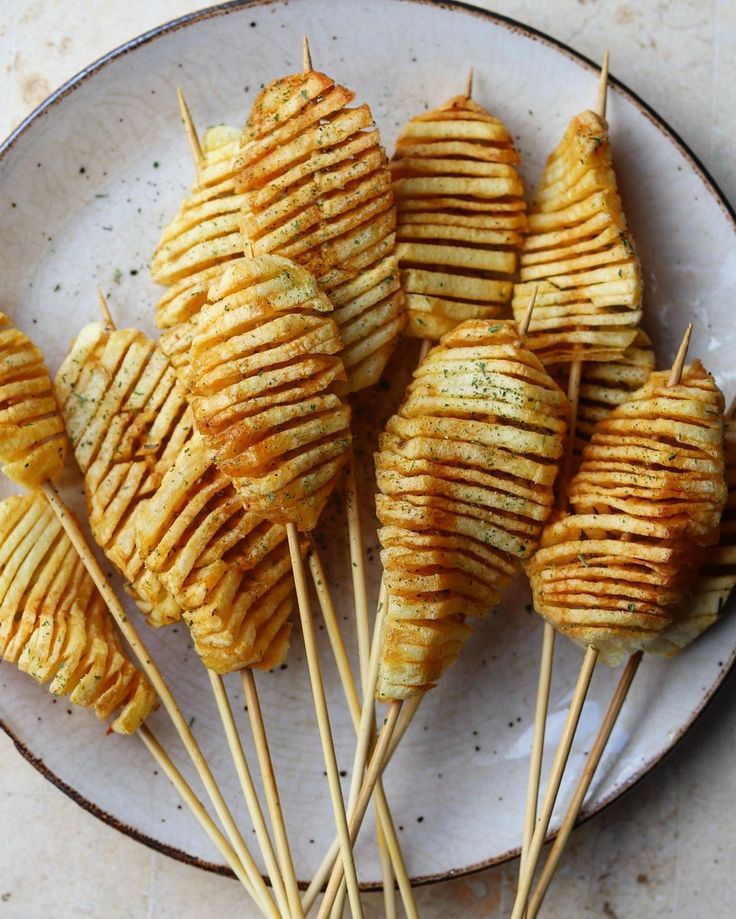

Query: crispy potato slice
<box><xmin>235</xmin><ymin>71</ymin><xmax>406</xmax><ymax>390</ymax></box>
<box><xmin>135</xmin><ymin>433</ymin><xmax>294</xmax><ymax>673</ymax></box>
<box><xmin>650</xmin><ymin>411</ymin><xmax>736</xmax><ymax>654</ymax></box>
<box><xmin>0</xmin><ymin>493</ymin><xmax>156</xmax><ymax>733</ymax></box>
<box><xmin>512</xmin><ymin>111</ymin><xmax>641</xmax><ymax>364</ymax></box>
<box><xmin>392</xmin><ymin>96</ymin><xmax>527</xmax><ymax>338</ymax></box>
<box><xmin>189</xmin><ymin>255</ymin><xmax>352</xmax><ymax>532</ymax></box>
<box><xmin>152</xmin><ymin>125</ymin><xmax>243</xmax><ymax>310</ymax></box>
<box><xmin>55</xmin><ymin>322</ymin><xmax>190</xmax><ymax>628</ymax></box>
<box><xmin>375</xmin><ymin>319</ymin><xmax>567</xmax><ymax>700</ymax></box>
<box><xmin>528</xmin><ymin>362</ymin><xmax>727</xmax><ymax>664</ymax></box>
<box><xmin>0</xmin><ymin>312</ymin><xmax>67</xmax><ymax>488</ymax></box>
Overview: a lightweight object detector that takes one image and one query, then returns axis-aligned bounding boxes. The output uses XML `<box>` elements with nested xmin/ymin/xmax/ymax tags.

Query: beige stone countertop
<box><xmin>1</xmin><ymin>2</ymin><xmax>735</xmax><ymax>917</ymax></box>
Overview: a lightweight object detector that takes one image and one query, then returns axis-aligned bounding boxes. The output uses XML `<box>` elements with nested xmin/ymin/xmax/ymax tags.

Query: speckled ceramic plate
<box><xmin>1</xmin><ymin>0</ymin><xmax>735</xmax><ymax>890</ymax></box>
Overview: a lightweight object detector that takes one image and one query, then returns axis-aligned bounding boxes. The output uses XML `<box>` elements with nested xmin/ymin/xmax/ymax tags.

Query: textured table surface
<box><xmin>1</xmin><ymin>2</ymin><xmax>735</xmax><ymax>917</ymax></box>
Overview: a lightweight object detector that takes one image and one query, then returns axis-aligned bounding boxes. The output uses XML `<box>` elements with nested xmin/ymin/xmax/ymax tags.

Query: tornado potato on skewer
<box><xmin>0</xmin><ymin>492</ymin><xmax>157</xmax><ymax>733</ymax></box>
<box><xmin>374</xmin><ymin>319</ymin><xmax>568</xmax><ymax>701</ymax></box>
<box><xmin>233</xmin><ymin>68</ymin><xmax>406</xmax><ymax>392</ymax></box>
<box><xmin>391</xmin><ymin>93</ymin><xmax>527</xmax><ymax>339</ymax></box>
<box><xmin>528</xmin><ymin>361</ymin><xmax>727</xmax><ymax>664</ymax></box>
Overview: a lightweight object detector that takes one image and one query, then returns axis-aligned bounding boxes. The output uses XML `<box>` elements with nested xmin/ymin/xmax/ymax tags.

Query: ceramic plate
<box><xmin>1</xmin><ymin>0</ymin><xmax>734</xmax><ymax>889</ymax></box>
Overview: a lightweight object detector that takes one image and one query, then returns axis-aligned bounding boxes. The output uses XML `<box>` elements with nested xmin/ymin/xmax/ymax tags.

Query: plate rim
<box><xmin>1</xmin><ymin>0</ymin><xmax>734</xmax><ymax>890</ymax></box>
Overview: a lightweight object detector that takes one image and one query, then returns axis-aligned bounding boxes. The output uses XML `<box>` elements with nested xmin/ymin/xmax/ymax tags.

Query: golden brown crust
<box><xmin>375</xmin><ymin>319</ymin><xmax>567</xmax><ymax>700</ymax></box>
<box><xmin>512</xmin><ymin>111</ymin><xmax>642</xmax><ymax>365</ymax></box>
<box><xmin>392</xmin><ymin>95</ymin><xmax>527</xmax><ymax>339</ymax></box>
<box><xmin>235</xmin><ymin>72</ymin><xmax>406</xmax><ymax>391</ymax></box>
<box><xmin>0</xmin><ymin>493</ymin><xmax>156</xmax><ymax>733</ymax></box>
<box><xmin>528</xmin><ymin>361</ymin><xmax>727</xmax><ymax>663</ymax></box>
<box><xmin>0</xmin><ymin>312</ymin><xmax>67</xmax><ymax>488</ymax></box>
<box><xmin>189</xmin><ymin>255</ymin><xmax>352</xmax><ymax>533</ymax></box>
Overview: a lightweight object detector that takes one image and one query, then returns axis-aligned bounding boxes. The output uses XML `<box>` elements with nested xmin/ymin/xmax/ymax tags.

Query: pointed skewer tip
<box><xmin>519</xmin><ymin>286</ymin><xmax>538</xmax><ymax>340</ymax></box>
<box><xmin>667</xmin><ymin>323</ymin><xmax>693</xmax><ymax>387</ymax></box>
<box><xmin>97</xmin><ymin>287</ymin><xmax>114</xmax><ymax>329</ymax></box>
<box><xmin>596</xmin><ymin>49</ymin><xmax>610</xmax><ymax>119</ymax></box>
<box><xmin>465</xmin><ymin>67</ymin><xmax>474</xmax><ymax>99</ymax></box>
<box><xmin>302</xmin><ymin>34</ymin><xmax>312</xmax><ymax>73</ymax></box>
<box><xmin>176</xmin><ymin>87</ymin><xmax>203</xmax><ymax>168</ymax></box>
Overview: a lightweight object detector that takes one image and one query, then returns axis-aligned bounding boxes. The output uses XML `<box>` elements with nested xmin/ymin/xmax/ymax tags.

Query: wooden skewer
<box><xmin>341</xmin><ymin>465</ymin><xmax>402</xmax><ymax>918</ymax></box>
<box><xmin>516</xmin><ymin>52</ymin><xmax>610</xmax><ymax>902</ymax></box>
<box><xmin>96</xmin><ymin>286</ymin><xmax>114</xmax><ymax>328</ymax></box>
<box><xmin>287</xmin><ymin>524</ymin><xmax>363</xmax><ymax>919</ymax></box>
<box><xmin>41</xmin><ymin>482</ymin><xmax>278</xmax><ymax>918</ymax></box>
<box><xmin>177</xmin><ymin>87</ymin><xmax>203</xmax><ymax>169</ymax></box>
<box><xmin>597</xmin><ymin>49</ymin><xmax>610</xmax><ymax>120</ymax></box>
<box><xmin>242</xmin><ymin>669</ymin><xmax>305</xmax><ymax>919</ymax></box>
<box><xmin>518</xmin><ymin>286</ymin><xmax>538</xmax><ymax>340</ymax></box>
<box><xmin>526</xmin><ymin>651</ymin><xmax>643</xmax><ymax>918</ymax></box>
<box><xmin>307</xmin><ymin>546</ymin><xmax>417</xmax><ymax>918</ymax></box>
<box><xmin>89</xmin><ymin>292</ymin><xmax>278</xmax><ymax>916</ymax></box>
<box><xmin>524</xmin><ymin>322</ymin><xmax>696</xmax><ymax>913</ymax></box>
<box><xmin>316</xmin><ymin>703</ymin><xmax>403</xmax><ymax>919</ymax></box>
<box><xmin>465</xmin><ymin>67</ymin><xmax>474</xmax><ymax>99</ymax></box>
<box><xmin>137</xmin><ymin>724</ymin><xmax>261</xmax><ymax>897</ymax></box>
<box><xmin>207</xmin><ymin>671</ymin><xmax>292</xmax><ymax>918</ymax></box>
<box><xmin>303</xmin><ymin>34</ymin><xmax>313</xmax><ymax>73</ymax></box>
<box><xmin>510</xmin><ymin>645</ymin><xmax>599</xmax><ymax>919</ymax></box>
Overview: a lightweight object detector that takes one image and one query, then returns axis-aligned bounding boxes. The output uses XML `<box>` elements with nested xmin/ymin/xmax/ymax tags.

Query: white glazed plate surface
<box><xmin>1</xmin><ymin>0</ymin><xmax>735</xmax><ymax>887</ymax></box>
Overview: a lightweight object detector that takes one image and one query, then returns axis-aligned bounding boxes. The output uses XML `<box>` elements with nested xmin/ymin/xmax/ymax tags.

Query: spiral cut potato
<box><xmin>559</xmin><ymin>328</ymin><xmax>655</xmax><ymax>467</ymax></box>
<box><xmin>152</xmin><ymin>125</ymin><xmax>243</xmax><ymax>327</ymax></box>
<box><xmin>512</xmin><ymin>110</ymin><xmax>642</xmax><ymax>365</ymax></box>
<box><xmin>189</xmin><ymin>255</ymin><xmax>352</xmax><ymax>532</ymax></box>
<box><xmin>135</xmin><ymin>433</ymin><xmax>294</xmax><ymax>673</ymax></box>
<box><xmin>55</xmin><ymin>322</ymin><xmax>191</xmax><ymax>628</ymax></box>
<box><xmin>528</xmin><ymin>361</ymin><xmax>727</xmax><ymax>664</ymax></box>
<box><xmin>391</xmin><ymin>95</ymin><xmax>527</xmax><ymax>339</ymax></box>
<box><xmin>234</xmin><ymin>70</ymin><xmax>406</xmax><ymax>391</ymax></box>
<box><xmin>0</xmin><ymin>493</ymin><xmax>156</xmax><ymax>733</ymax></box>
<box><xmin>0</xmin><ymin>312</ymin><xmax>67</xmax><ymax>488</ymax></box>
<box><xmin>650</xmin><ymin>410</ymin><xmax>736</xmax><ymax>655</ymax></box>
<box><xmin>374</xmin><ymin>319</ymin><xmax>568</xmax><ymax>701</ymax></box>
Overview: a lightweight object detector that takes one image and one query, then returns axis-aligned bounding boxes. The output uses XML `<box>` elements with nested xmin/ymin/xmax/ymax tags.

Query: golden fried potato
<box><xmin>189</xmin><ymin>255</ymin><xmax>352</xmax><ymax>532</ymax></box>
<box><xmin>55</xmin><ymin>322</ymin><xmax>191</xmax><ymax>627</ymax></box>
<box><xmin>375</xmin><ymin>319</ymin><xmax>567</xmax><ymax>700</ymax></box>
<box><xmin>556</xmin><ymin>328</ymin><xmax>654</xmax><ymax>468</ymax></box>
<box><xmin>650</xmin><ymin>409</ymin><xmax>736</xmax><ymax>655</ymax></box>
<box><xmin>0</xmin><ymin>493</ymin><xmax>157</xmax><ymax>733</ymax></box>
<box><xmin>152</xmin><ymin>125</ymin><xmax>244</xmax><ymax>323</ymax></box>
<box><xmin>135</xmin><ymin>433</ymin><xmax>294</xmax><ymax>672</ymax></box>
<box><xmin>528</xmin><ymin>361</ymin><xmax>727</xmax><ymax>663</ymax></box>
<box><xmin>391</xmin><ymin>95</ymin><xmax>527</xmax><ymax>339</ymax></box>
<box><xmin>234</xmin><ymin>71</ymin><xmax>406</xmax><ymax>390</ymax></box>
<box><xmin>0</xmin><ymin>312</ymin><xmax>67</xmax><ymax>488</ymax></box>
<box><xmin>512</xmin><ymin>111</ymin><xmax>642</xmax><ymax>365</ymax></box>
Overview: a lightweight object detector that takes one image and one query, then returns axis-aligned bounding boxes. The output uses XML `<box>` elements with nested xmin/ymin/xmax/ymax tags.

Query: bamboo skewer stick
<box><xmin>88</xmin><ymin>292</ymin><xmax>279</xmax><ymax>916</ymax></box>
<box><xmin>287</xmin><ymin>524</ymin><xmax>363</xmax><ymax>919</ymax></box>
<box><xmin>303</xmin><ymin>34</ymin><xmax>313</xmax><ymax>72</ymax></box>
<box><xmin>510</xmin><ymin>645</ymin><xmax>599</xmax><ymax>919</ymax></box>
<box><xmin>303</xmin><ymin>557</ymin><xmax>418</xmax><ymax>917</ymax></box>
<box><xmin>137</xmin><ymin>725</ymin><xmax>264</xmax><ymax>896</ymax></box>
<box><xmin>40</xmin><ymin>483</ymin><xmax>278</xmax><ymax>918</ymax></box>
<box><xmin>333</xmin><ymin>472</ymin><xmax>389</xmax><ymax>919</ymax></box>
<box><xmin>177</xmin><ymin>87</ymin><xmax>203</xmax><ymax>168</ymax></box>
<box><xmin>207</xmin><ymin>671</ymin><xmax>292</xmax><ymax>918</ymax></box>
<box><xmin>526</xmin><ymin>651</ymin><xmax>642</xmax><ymax>918</ymax></box>
<box><xmin>316</xmin><ymin>703</ymin><xmax>403</xmax><ymax>919</ymax></box>
<box><xmin>513</xmin><ymin>323</ymin><xmax>694</xmax><ymax>917</ymax></box>
<box><xmin>464</xmin><ymin>67</ymin><xmax>474</xmax><ymax>100</ymax></box>
<box><xmin>523</xmin><ymin>323</ymin><xmax>694</xmax><ymax>915</ymax></box>
<box><xmin>242</xmin><ymin>669</ymin><xmax>305</xmax><ymax>919</ymax></box>
<box><xmin>516</xmin><ymin>53</ymin><xmax>610</xmax><ymax>898</ymax></box>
